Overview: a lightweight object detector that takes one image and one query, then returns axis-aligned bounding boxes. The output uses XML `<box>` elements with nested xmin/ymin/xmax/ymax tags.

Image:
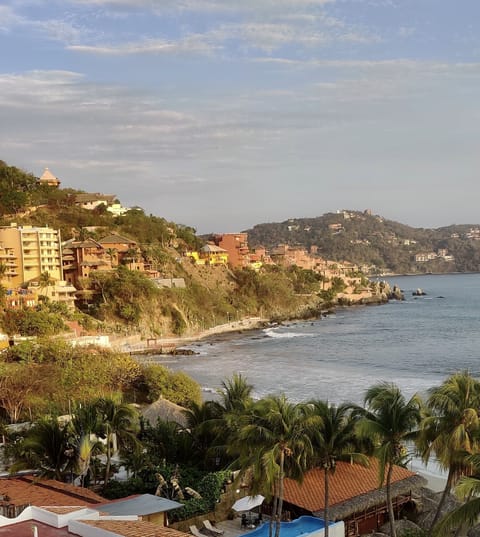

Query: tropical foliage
<box><xmin>355</xmin><ymin>383</ymin><xmax>422</xmax><ymax>537</ymax></box>
<box><xmin>4</xmin><ymin>359</ymin><xmax>480</xmax><ymax>535</ymax></box>
<box><xmin>417</xmin><ymin>371</ymin><xmax>480</xmax><ymax>531</ymax></box>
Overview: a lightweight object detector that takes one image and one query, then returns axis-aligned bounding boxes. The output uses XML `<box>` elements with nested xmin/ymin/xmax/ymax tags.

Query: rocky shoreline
<box><xmin>126</xmin><ymin>281</ymin><xmax>402</xmax><ymax>356</ymax></box>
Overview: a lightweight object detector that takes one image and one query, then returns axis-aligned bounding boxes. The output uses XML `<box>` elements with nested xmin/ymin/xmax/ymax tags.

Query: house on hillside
<box><xmin>73</xmin><ymin>193</ymin><xmax>117</xmax><ymax>211</ymax></box>
<box><xmin>282</xmin><ymin>458</ymin><xmax>426</xmax><ymax>537</ymax></box>
<box><xmin>98</xmin><ymin>234</ymin><xmax>144</xmax><ymax>270</ymax></box>
<box><xmin>62</xmin><ymin>238</ymin><xmax>113</xmax><ymax>285</ymax></box>
<box><xmin>212</xmin><ymin>233</ymin><xmax>250</xmax><ymax>268</ymax></box>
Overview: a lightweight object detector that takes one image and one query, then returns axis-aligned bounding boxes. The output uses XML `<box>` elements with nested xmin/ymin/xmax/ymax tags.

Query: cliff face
<box><xmin>128</xmin><ymin>268</ymin><xmax>398</xmax><ymax>340</ymax></box>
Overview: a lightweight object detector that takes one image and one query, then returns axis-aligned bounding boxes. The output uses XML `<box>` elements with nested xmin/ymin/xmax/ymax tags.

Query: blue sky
<box><xmin>1</xmin><ymin>0</ymin><xmax>479</xmax><ymax>233</ymax></box>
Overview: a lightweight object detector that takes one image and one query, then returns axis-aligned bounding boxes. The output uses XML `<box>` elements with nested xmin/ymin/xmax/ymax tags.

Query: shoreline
<box><xmin>122</xmin><ymin>295</ymin><xmax>392</xmax><ymax>356</ymax></box>
<box><xmin>122</xmin><ymin>316</ymin><xmax>269</xmax><ymax>354</ymax></box>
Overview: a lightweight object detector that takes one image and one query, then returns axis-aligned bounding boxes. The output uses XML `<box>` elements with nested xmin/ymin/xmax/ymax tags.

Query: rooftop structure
<box><xmin>283</xmin><ymin>459</ymin><xmax>426</xmax><ymax>536</ymax></box>
<box><xmin>37</xmin><ymin>167</ymin><xmax>61</xmax><ymax>188</ymax></box>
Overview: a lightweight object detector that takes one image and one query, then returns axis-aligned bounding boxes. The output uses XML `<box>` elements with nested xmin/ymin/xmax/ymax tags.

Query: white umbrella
<box><xmin>232</xmin><ymin>495</ymin><xmax>265</xmax><ymax>512</ymax></box>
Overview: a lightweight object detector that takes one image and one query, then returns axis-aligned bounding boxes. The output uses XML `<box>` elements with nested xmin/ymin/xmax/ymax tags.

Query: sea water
<box><xmin>164</xmin><ymin>273</ymin><xmax>480</xmax><ymax>405</ymax></box>
<box><xmin>159</xmin><ymin>273</ymin><xmax>480</xmax><ymax>485</ymax></box>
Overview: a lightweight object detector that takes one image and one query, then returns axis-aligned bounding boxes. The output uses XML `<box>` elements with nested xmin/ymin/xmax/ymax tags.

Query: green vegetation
<box><xmin>246</xmin><ymin>210</ymin><xmax>480</xmax><ymax>273</ymax></box>
<box><xmin>2</xmin><ymin>369</ymin><xmax>480</xmax><ymax>534</ymax></box>
<box><xmin>134</xmin><ymin>364</ymin><xmax>202</xmax><ymax>406</ymax></box>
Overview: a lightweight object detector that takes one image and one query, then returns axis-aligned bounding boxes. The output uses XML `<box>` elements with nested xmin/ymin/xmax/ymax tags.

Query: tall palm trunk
<box><xmin>274</xmin><ymin>449</ymin><xmax>285</xmax><ymax>537</ymax></box>
<box><xmin>269</xmin><ymin>494</ymin><xmax>278</xmax><ymax>537</ymax></box>
<box><xmin>386</xmin><ymin>462</ymin><xmax>397</xmax><ymax>537</ymax></box>
<box><xmin>324</xmin><ymin>467</ymin><xmax>330</xmax><ymax>537</ymax></box>
<box><xmin>430</xmin><ymin>467</ymin><xmax>455</xmax><ymax>531</ymax></box>
<box><xmin>104</xmin><ymin>426</ymin><xmax>112</xmax><ymax>488</ymax></box>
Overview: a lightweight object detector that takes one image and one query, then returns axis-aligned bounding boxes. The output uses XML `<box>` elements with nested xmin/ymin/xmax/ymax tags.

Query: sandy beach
<box><xmin>116</xmin><ymin>316</ymin><xmax>267</xmax><ymax>354</ymax></box>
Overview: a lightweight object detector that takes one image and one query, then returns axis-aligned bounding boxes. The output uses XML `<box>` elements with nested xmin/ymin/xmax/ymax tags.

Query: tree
<box><xmin>355</xmin><ymin>383</ymin><xmax>422</xmax><ymax>537</ymax></box>
<box><xmin>231</xmin><ymin>395</ymin><xmax>318</xmax><ymax>537</ymax></box>
<box><xmin>309</xmin><ymin>401</ymin><xmax>368</xmax><ymax>537</ymax></box>
<box><xmin>105</xmin><ymin>248</ymin><xmax>117</xmax><ymax>267</ymax></box>
<box><xmin>38</xmin><ymin>271</ymin><xmax>55</xmax><ymax>297</ymax></box>
<box><xmin>0</xmin><ymin>363</ymin><xmax>43</xmax><ymax>423</ymax></box>
<box><xmin>183</xmin><ymin>400</ymin><xmax>222</xmax><ymax>469</ymax></box>
<box><xmin>95</xmin><ymin>397</ymin><xmax>139</xmax><ymax>489</ymax></box>
<box><xmin>417</xmin><ymin>371</ymin><xmax>480</xmax><ymax>531</ymax></box>
<box><xmin>10</xmin><ymin>418</ymin><xmax>73</xmax><ymax>480</ymax></box>
<box><xmin>217</xmin><ymin>373</ymin><xmax>254</xmax><ymax>414</ymax></box>
<box><xmin>433</xmin><ymin>469</ymin><xmax>480</xmax><ymax>535</ymax></box>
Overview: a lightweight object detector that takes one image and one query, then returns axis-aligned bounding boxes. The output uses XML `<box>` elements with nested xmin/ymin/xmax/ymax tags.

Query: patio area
<box><xmin>215</xmin><ymin>517</ymin><xmax>262</xmax><ymax>537</ymax></box>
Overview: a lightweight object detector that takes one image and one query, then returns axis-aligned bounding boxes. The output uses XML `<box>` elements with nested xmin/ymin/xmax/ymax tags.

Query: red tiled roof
<box><xmin>283</xmin><ymin>459</ymin><xmax>417</xmax><ymax>512</ymax></box>
<box><xmin>0</xmin><ymin>520</ymin><xmax>70</xmax><ymax>536</ymax></box>
<box><xmin>80</xmin><ymin>519</ymin><xmax>190</xmax><ymax>537</ymax></box>
<box><xmin>0</xmin><ymin>476</ymin><xmax>105</xmax><ymax>507</ymax></box>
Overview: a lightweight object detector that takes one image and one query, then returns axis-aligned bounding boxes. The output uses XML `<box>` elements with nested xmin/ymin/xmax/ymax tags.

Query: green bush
<box><xmin>136</xmin><ymin>364</ymin><xmax>201</xmax><ymax>407</ymax></box>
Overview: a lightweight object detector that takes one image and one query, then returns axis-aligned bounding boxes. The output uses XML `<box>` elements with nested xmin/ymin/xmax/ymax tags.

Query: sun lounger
<box><xmin>190</xmin><ymin>525</ymin><xmax>205</xmax><ymax>537</ymax></box>
<box><xmin>203</xmin><ymin>520</ymin><xmax>224</xmax><ymax>535</ymax></box>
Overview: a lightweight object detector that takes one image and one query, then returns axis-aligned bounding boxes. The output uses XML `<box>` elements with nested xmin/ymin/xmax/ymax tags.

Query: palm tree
<box><xmin>231</xmin><ymin>395</ymin><xmax>318</xmax><ymax>537</ymax></box>
<box><xmin>417</xmin><ymin>371</ymin><xmax>480</xmax><ymax>531</ymax></box>
<box><xmin>105</xmin><ymin>247</ymin><xmax>117</xmax><ymax>267</ymax></box>
<box><xmin>433</xmin><ymin>470</ymin><xmax>480</xmax><ymax>535</ymax></box>
<box><xmin>355</xmin><ymin>382</ymin><xmax>422</xmax><ymax>537</ymax></box>
<box><xmin>75</xmin><ymin>433</ymin><xmax>102</xmax><ymax>487</ymax></box>
<box><xmin>309</xmin><ymin>400</ymin><xmax>368</xmax><ymax>537</ymax></box>
<box><xmin>218</xmin><ymin>373</ymin><xmax>254</xmax><ymax>414</ymax></box>
<box><xmin>183</xmin><ymin>400</ymin><xmax>222</xmax><ymax>469</ymax></box>
<box><xmin>9</xmin><ymin>418</ymin><xmax>73</xmax><ymax>480</ymax></box>
<box><xmin>70</xmin><ymin>402</ymin><xmax>104</xmax><ymax>486</ymax></box>
<box><xmin>207</xmin><ymin>374</ymin><xmax>254</xmax><ymax>468</ymax></box>
<box><xmin>95</xmin><ymin>397</ymin><xmax>139</xmax><ymax>488</ymax></box>
<box><xmin>38</xmin><ymin>271</ymin><xmax>55</xmax><ymax>297</ymax></box>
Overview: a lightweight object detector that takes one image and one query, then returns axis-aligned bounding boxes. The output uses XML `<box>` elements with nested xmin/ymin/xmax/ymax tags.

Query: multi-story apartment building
<box><xmin>0</xmin><ymin>225</ymin><xmax>63</xmax><ymax>288</ymax></box>
<box><xmin>212</xmin><ymin>233</ymin><xmax>250</xmax><ymax>268</ymax></box>
<box><xmin>62</xmin><ymin>238</ymin><xmax>113</xmax><ymax>286</ymax></box>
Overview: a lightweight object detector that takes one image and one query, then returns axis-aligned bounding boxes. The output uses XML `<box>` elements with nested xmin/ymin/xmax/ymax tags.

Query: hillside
<box><xmin>245</xmin><ymin>210</ymin><xmax>480</xmax><ymax>274</ymax></box>
<box><xmin>2</xmin><ymin>160</ymin><xmax>388</xmax><ymax>339</ymax></box>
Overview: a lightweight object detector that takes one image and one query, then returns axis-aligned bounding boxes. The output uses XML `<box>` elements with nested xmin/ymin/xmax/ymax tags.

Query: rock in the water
<box><xmin>412</xmin><ymin>288</ymin><xmax>427</xmax><ymax>296</ymax></box>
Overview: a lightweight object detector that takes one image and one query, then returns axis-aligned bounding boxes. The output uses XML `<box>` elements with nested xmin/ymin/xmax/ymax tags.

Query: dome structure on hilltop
<box><xmin>38</xmin><ymin>167</ymin><xmax>61</xmax><ymax>187</ymax></box>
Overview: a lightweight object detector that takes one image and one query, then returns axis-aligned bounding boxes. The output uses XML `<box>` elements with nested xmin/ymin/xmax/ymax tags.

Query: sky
<box><xmin>1</xmin><ymin>0</ymin><xmax>480</xmax><ymax>234</ymax></box>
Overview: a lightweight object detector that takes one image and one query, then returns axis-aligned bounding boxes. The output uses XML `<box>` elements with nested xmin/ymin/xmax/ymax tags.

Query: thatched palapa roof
<box><xmin>283</xmin><ymin>459</ymin><xmax>427</xmax><ymax>522</ymax></box>
<box><xmin>141</xmin><ymin>397</ymin><xmax>188</xmax><ymax>428</ymax></box>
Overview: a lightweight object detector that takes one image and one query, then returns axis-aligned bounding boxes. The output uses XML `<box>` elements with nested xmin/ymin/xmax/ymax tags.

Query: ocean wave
<box><xmin>263</xmin><ymin>328</ymin><xmax>315</xmax><ymax>339</ymax></box>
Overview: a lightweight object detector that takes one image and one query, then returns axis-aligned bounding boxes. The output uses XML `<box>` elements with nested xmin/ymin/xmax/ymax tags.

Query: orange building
<box><xmin>212</xmin><ymin>233</ymin><xmax>250</xmax><ymax>268</ymax></box>
<box><xmin>62</xmin><ymin>238</ymin><xmax>113</xmax><ymax>286</ymax></box>
<box><xmin>98</xmin><ymin>234</ymin><xmax>144</xmax><ymax>270</ymax></box>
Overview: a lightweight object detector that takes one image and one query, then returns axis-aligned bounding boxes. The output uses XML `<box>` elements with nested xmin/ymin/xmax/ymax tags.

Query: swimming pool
<box><xmin>243</xmin><ymin>515</ymin><xmax>344</xmax><ymax>537</ymax></box>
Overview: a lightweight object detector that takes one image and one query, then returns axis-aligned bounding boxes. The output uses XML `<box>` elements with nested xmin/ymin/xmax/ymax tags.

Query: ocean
<box><xmin>162</xmin><ymin>273</ymin><xmax>480</xmax><ymax>406</ymax></box>
<box><xmin>158</xmin><ymin>273</ymin><xmax>480</xmax><ymax>486</ymax></box>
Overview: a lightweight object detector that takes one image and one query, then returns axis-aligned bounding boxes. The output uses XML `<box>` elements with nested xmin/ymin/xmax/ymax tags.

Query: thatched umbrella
<box><xmin>141</xmin><ymin>397</ymin><xmax>188</xmax><ymax>427</ymax></box>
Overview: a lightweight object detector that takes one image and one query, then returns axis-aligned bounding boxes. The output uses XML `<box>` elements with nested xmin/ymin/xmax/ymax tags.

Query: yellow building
<box><xmin>186</xmin><ymin>244</ymin><xmax>229</xmax><ymax>266</ymax></box>
<box><xmin>0</xmin><ymin>224</ymin><xmax>63</xmax><ymax>288</ymax></box>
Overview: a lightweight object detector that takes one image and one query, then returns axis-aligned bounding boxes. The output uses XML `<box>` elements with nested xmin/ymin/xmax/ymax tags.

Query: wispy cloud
<box><xmin>68</xmin><ymin>33</ymin><xmax>219</xmax><ymax>55</ymax></box>
<box><xmin>0</xmin><ymin>5</ymin><xmax>22</xmax><ymax>32</ymax></box>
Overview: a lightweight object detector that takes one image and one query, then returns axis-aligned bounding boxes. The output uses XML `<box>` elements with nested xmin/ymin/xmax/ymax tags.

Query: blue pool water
<box><xmin>244</xmin><ymin>516</ymin><xmax>325</xmax><ymax>537</ymax></box>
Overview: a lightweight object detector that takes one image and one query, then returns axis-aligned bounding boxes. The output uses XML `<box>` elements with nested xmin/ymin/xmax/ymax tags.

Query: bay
<box><xmin>162</xmin><ymin>273</ymin><xmax>480</xmax><ymax>406</ymax></box>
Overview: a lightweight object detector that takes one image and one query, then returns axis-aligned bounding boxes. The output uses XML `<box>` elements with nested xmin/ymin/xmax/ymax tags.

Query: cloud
<box><xmin>70</xmin><ymin>0</ymin><xmax>336</xmax><ymax>11</ymax></box>
<box><xmin>0</xmin><ymin>5</ymin><xmax>22</xmax><ymax>32</ymax></box>
<box><xmin>68</xmin><ymin>34</ymin><xmax>218</xmax><ymax>55</ymax></box>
